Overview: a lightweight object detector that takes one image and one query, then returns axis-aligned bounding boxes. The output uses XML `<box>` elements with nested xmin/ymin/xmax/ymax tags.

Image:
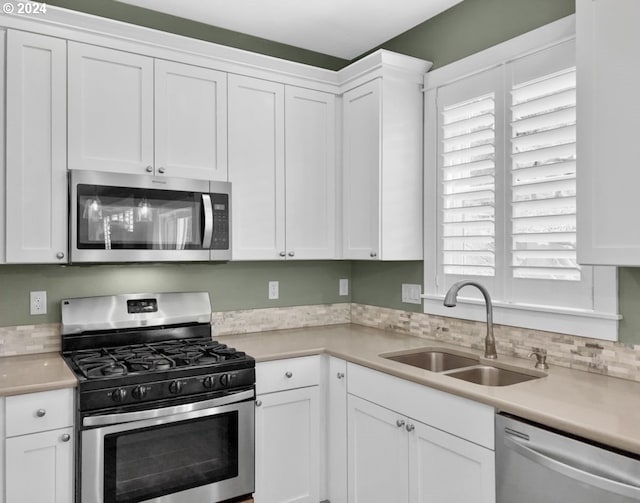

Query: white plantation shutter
<box><xmin>510</xmin><ymin>68</ymin><xmax>579</xmax><ymax>281</ymax></box>
<box><xmin>441</xmin><ymin>94</ymin><xmax>496</xmax><ymax>277</ymax></box>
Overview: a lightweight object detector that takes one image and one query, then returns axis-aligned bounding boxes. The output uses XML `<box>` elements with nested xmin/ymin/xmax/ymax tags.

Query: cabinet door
<box><xmin>6</xmin><ymin>30</ymin><xmax>67</xmax><ymax>263</ymax></box>
<box><xmin>5</xmin><ymin>427</ymin><xmax>74</xmax><ymax>503</ymax></box>
<box><xmin>255</xmin><ymin>386</ymin><xmax>320</xmax><ymax>503</ymax></box>
<box><xmin>155</xmin><ymin>60</ymin><xmax>228</xmax><ymax>181</ymax></box>
<box><xmin>327</xmin><ymin>358</ymin><xmax>347</xmax><ymax>503</ymax></box>
<box><xmin>577</xmin><ymin>0</ymin><xmax>640</xmax><ymax>265</ymax></box>
<box><xmin>409</xmin><ymin>419</ymin><xmax>495</xmax><ymax>503</ymax></box>
<box><xmin>342</xmin><ymin>80</ymin><xmax>381</xmax><ymax>260</ymax></box>
<box><xmin>68</xmin><ymin>42</ymin><xmax>154</xmax><ymax>174</ymax></box>
<box><xmin>285</xmin><ymin>86</ymin><xmax>337</xmax><ymax>259</ymax></box>
<box><xmin>228</xmin><ymin>75</ymin><xmax>285</xmax><ymax>260</ymax></box>
<box><xmin>347</xmin><ymin>394</ymin><xmax>409</xmax><ymax>503</ymax></box>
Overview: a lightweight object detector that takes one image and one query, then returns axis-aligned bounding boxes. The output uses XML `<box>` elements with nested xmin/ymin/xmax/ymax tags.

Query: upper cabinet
<box><xmin>341</xmin><ymin>56</ymin><xmax>428</xmax><ymax>260</ymax></box>
<box><xmin>228</xmin><ymin>75</ymin><xmax>337</xmax><ymax>260</ymax></box>
<box><xmin>5</xmin><ymin>30</ymin><xmax>68</xmax><ymax>264</ymax></box>
<box><xmin>68</xmin><ymin>43</ymin><xmax>228</xmax><ymax>181</ymax></box>
<box><xmin>577</xmin><ymin>0</ymin><xmax>640</xmax><ymax>265</ymax></box>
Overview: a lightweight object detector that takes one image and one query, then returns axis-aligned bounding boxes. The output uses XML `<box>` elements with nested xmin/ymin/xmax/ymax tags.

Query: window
<box><xmin>423</xmin><ymin>18</ymin><xmax>619</xmax><ymax>340</ymax></box>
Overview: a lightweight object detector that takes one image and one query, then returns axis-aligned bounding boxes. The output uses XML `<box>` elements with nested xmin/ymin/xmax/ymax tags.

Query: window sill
<box><xmin>421</xmin><ymin>295</ymin><xmax>620</xmax><ymax>341</ymax></box>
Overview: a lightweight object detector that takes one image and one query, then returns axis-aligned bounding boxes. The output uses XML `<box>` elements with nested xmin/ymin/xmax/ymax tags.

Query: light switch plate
<box><xmin>401</xmin><ymin>284</ymin><xmax>422</xmax><ymax>305</ymax></box>
<box><xmin>339</xmin><ymin>278</ymin><xmax>349</xmax><ymax>296</ymax></box>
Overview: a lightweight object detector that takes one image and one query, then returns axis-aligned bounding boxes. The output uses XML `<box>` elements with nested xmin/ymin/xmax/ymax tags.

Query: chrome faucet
<box><xmin>443</xmin><ymin>280</ymin><xmax>497</xmax><ymax>359</ymax></box>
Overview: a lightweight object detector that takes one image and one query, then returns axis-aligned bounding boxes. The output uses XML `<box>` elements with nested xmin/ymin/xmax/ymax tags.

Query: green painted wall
<box><xmin>44</xmin><ymin>0</ymin><xmax>348</xmax><ymax>70</ymax></box>
<box><xmin>0</xmin><ymin>261</ymin><xmax>351</xmax><ymax>327</ymax></box>
<box><xmin>351</xmin><ymin>261</ymin><xmax>423</xmax><ymax>313</ymax></box>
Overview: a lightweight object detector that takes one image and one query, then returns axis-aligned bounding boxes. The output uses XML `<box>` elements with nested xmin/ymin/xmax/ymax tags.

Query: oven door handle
<box><xmin>202</xmin><ymin>194</ymin><xmax>214</xmax><ymax>249</ymax></box>
<box><xmin>83</xmin><ymin>389</ymin><xmax>254</xmax><ymax>427</ymax></box>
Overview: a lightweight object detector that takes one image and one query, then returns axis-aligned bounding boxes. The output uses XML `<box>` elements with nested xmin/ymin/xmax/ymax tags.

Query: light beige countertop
<box><xmin>0</xmin><ymin>352</ymin><xmax>76</xmax><ymax>396</ymax></box>
<box><xmin>218</xmin><ymin>323</ymin><xmax>640</xmax><ymax>456</ymax></box>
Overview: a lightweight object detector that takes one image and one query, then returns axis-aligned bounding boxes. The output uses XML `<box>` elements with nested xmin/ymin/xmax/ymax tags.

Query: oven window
<box><xmin>104</xmin><ymin>412</ymin><xmax>238</xmax><ymax>503</ymax></box>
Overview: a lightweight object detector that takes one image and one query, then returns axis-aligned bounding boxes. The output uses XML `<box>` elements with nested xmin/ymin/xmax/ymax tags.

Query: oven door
<box><xmin>81</xmin><ymin>392</ymin><xmax>254</xmax><ymax>503</ymax></box>
<box><xmin>69</xmin><ymin>170</ymin><xmax>231</xmax><ymax>262</ymax></box>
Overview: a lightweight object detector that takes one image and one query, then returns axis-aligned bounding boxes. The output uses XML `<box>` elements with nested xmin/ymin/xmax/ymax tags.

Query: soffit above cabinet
<box><xmin>114</xmin><ymin>0</ymin><xmax>463</xmax><ymax>59</ymax></box>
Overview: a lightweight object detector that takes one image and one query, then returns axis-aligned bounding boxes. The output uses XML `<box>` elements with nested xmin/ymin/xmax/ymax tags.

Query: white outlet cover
<box><xmin>268</xmin><ymin>281</ymin><xmax>279</xmax><ymax>300</ymax></box>
<box><xmin>30</xmin><ymin>290</ymin><xmax>47</xmax><ymax>315</ymax></box>
<box><xmin>339</xmin><ymin>278</ymin><xmax>349</xmax><ymax>296</ymax></box>
<box><xmin>401</xmin><ymin>284</ymin><xmax>422</xmax><ymax>305</ymax></box>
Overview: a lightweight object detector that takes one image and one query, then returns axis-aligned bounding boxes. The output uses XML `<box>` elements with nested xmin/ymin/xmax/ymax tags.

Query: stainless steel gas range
<box><xmin>60</xmin><ymin>292</ymin><xmax>255</xmax><ymax>503</ymax></box>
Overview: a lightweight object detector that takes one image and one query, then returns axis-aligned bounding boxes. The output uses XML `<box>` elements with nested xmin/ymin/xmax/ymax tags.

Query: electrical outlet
<box><xmin>401</xmin><ymin>284</ymin><xmax>422</xmax><ymax>305</ymax></box>
<box><xmin>339</xmin><ymin>278</ymin><xmax>349</xmax><ymax>296</ymax></box>
<box><xmin>30</xmin><ymin>291</ymin><xmax>47</xmax><ymax>315</ymax></box>
<box><xmin>268</xmin><ymin>281</ymin><xmax>279</xmax><ymax>300</ymax></box>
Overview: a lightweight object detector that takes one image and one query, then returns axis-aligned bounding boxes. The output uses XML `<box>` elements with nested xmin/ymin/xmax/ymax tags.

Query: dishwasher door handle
<box><xmin>504</xmin><ymin>434</ymin><xmax>640</xmax><ymax>499</ymax></box>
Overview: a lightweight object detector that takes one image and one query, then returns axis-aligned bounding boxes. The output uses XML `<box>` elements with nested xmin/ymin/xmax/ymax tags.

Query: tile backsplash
<box><xmin>2</xmin><ymin>302</ymin><xmax>640</xmax><ymax>383</ymax></box>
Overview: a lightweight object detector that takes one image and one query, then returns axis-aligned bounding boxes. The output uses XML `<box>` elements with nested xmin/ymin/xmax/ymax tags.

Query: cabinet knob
<box><xmin>255</xmin><ymin>400</ymin><xmax>262</xmax><ymax>407</ymax></box>
<box><xmin>61</xmin><ymin>433</ymin><xmax>71</xmax><ymax>442</ymax></box>
<box><xmin>36</xmin><ymin>409</ymin><xmax>46</xmax><ymax>418</ymax></box>
<box><xmin>288</xmin><ymin>251</ymin><xmax>295</xmax><ymax>257</ymax></box>
<box><xmin>279</xmin><ymin>251</ymin><xmax>286</xmax><ymax>257</ymax></box>
<box><xmin>56</xmin><ymin>252</ymin><xmax>65</xmax><ymax>260</ymax></box>
<box><xmin>406</xmin><ymin>424</ymin><xmax>415</xmax><ymax>432</ymax></box>
<box><xmin>285</xmin><ymin>371</ymin><xmax>293</xmax><ymax>378</ymax></box>
<box><xmin>336</xmin><ymin>372</ymin><xmax>345</xmax><ymax>379</ymax></box>
<box><xmin>158</xmin><ymin>167</ymin><xmax>166</xmax><ymax>174</ymax></box>
<box><xmin>396</xmin><ymin>419</ymin><xmax>405</xmax><ymax>428</ymax></box>
<box><xmin>145</xmin><ymin>166</ymin><xmax>153</xmax><ymax>173</ymax></box>
<box><xmin>370</xmin><ymin>252</ymin><xmax>377</xmax><ymax>258</ymax></box>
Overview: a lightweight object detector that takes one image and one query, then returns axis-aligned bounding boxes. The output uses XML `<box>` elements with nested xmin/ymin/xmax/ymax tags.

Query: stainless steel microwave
<box><xmin>69</xmin><ymin>170</ymin><xmax>231</xmax><ymax>262</ymax></box>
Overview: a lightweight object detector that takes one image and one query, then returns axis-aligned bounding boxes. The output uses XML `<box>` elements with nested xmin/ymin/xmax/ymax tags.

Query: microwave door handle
<box><xmin>202</xmin><ymin>194</ymin><xmax>213</xmax><ymax>248</ymax></box>
<box><xmin>503</xmin><ymin>433</ymin><xmax>640</xmax><ymax>499</ymax></box>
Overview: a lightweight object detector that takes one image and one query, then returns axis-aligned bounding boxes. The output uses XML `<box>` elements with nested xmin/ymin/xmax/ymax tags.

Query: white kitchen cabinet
<box><xmin>154</xmin><ymin>60</ymin><xmax>227</xmax><ymax>181</ymax></box>
<box><xmin>3</xmin><ymin>388</ymin><xmax>75</xmax><ymax>503</ymax></box>
<box><xmin>5</xmin><ymin>30</ymin><xmax>68</xmax><ymax>263</ymax></box>
<box><xmin>68</xmin><ymin>43</ymin><xmax>228</xmax><ymax>181</ymax></box>
<box><xmin>347</xmin><ymin>363</ymin><xmax>495</xmax><ymax>503</ymax></box>
<box><xmin>68</xmin><ymin>42</ymin><xmax>154</xmax><ymax>175</ymax></box>
<box><xmin>254</xmin><ymin>357</ymin><xmax>321</xmax><ymax>503</ymax></box>
<box><xmin>342</xmin><ymin>76</ymin><xmax>423</xmax><ymax>260</ymax></box>
<box><xmin>348</xmin><ymin>394</ymin><xmax>409</xmax><ymax>503</ymax></box>
<box><xmin>228</xmin><ymin>75</ymin><xmax>337</xmax><ymax>260</ymax></box>
<box><xmin>576</xmin><ymin>0</ymin><xmax>640</xmax><ymax>265</ymax></box>
<box><xmin>326</xmin><ymin>357</ymin><xmax>347</xmax><ymax>503</ymax></box>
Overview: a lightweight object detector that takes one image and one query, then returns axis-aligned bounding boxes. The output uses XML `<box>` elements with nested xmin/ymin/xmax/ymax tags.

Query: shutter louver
<box><xmin>510</xmin><ymin>68</ymin><xmax>579</xmax><ymax>280</ymax></box>
<box><xmin>441</xmin><ymin>94</ymin><xmax>496</xmax><ymax>277</ymax></box>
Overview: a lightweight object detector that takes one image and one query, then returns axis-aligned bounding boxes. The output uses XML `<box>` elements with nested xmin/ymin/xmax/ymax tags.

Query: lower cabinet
<box><xmin>254</xmin><ymin>357</ymin><xmax>321</xmax><ymax>503</ymax></box>
<box><xmin>2</xmin><ymin>388</ymin><xmax>75</xmax><ymax>503</ymax></box>
<box><xmin>5</xmin><ymin>427</ymin><xmax>74</xmax><ymax>503</ymax></box>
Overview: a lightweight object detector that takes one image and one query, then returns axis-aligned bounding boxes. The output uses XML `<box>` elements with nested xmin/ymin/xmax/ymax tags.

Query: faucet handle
<box><xmin>528</xmin><ymin>348</ymin><xmax>549</xmax><ymax>370</ymax></box>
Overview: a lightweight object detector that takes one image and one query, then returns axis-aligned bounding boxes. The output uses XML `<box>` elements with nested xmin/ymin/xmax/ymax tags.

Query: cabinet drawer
<box><xmin>256</xmin><ymin>355</ymin><xmax>321</xmax><ymax>394</ymax></box>
<box><xmin>5</xmin><ymin>388</ymin><xmax>74</xmax><ymax>437</ymax></box>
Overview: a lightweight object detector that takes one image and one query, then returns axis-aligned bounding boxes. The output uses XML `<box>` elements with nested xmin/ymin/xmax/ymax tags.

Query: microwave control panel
<box><xmin>211</xmin><ymin>193</ymin><xmax>229</xmax><ymax>250</ymax></box>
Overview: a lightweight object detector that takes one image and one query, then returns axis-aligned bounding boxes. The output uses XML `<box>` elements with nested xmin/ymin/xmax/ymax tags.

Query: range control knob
<box><xmin>219</xmin><ymin>374</ymin><xmax>230</xmax><ymax>387</ymax></box>
<box><xmin>111</xmin><ymin>388</ymin><xmax>127</xmax><ymax>403</ymax></box>
<box><xmin>132</xmin><ymin>385</ymin><xmax>148</xmax><ymax>400</ymax></box>
<box><xmin>169</xmin><ymin>380</ymin><xmax>184</xmax><ymax>394</ymax></box>
<box><xmin>203</xmin><ymin>376</ymin><xmax>216</xmax><ymax>389</ymax></box>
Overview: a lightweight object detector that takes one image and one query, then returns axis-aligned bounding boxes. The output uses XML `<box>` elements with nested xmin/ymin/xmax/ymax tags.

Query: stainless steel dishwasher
<box><xmin>496</xmin><ymin>413</ymin><xmax>640</xmax><ymax>502</ymax></box>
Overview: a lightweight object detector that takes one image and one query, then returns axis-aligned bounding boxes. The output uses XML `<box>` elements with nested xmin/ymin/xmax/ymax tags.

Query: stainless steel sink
<box><xmin>383</xmin><ymin>349</ymin><xmax>479</xmax><ymax>372</ymax></box>
<box><xmin>446</xmin><ymin>365</ymin><xmax>541</xmax><ymax>386</ymax></box>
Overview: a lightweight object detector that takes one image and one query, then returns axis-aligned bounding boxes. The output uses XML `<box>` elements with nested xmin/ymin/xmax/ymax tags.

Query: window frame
<box><xmin>423</xmin><ymin>14</ymin><xmax>620</xmax><ymax>341</ymax></box>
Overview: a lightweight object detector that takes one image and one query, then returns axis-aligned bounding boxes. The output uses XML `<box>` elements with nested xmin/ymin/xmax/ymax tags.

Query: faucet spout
<box><xmin>443</xmin><ymin>280</ymin><xmax>497</xmax><ymax>359</ymax></box>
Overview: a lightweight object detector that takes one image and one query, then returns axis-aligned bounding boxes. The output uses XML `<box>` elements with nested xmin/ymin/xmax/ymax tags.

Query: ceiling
<box><xmin>114</xmin><ymin>0</ymin><xmax>464</xmax><ymax>60</ymax></box>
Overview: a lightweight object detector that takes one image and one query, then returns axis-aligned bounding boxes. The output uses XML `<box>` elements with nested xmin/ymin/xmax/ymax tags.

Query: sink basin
<box><xmin>446</xmin><ymin>365</ymin><xmax>541</xmax><ymax>386</ymax></box>
<box><xmin>383</xmin><ymin>349</ymin><xmax>479</xmax><ymax>372</ymax></box>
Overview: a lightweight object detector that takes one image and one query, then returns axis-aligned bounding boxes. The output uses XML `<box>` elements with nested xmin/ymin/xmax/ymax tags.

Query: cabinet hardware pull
<box><xmin>61</xmin><ymin>433</ymin><xmax>71</xmax><ymax>442</ymax></box>
<box><xmin>336</xmin><ymin>372</ymin><xmax>345</xmax><ymax>379</ymax></box>
<box><xmin>158</xmin><ymin>167</ymin><xmax>166</xmax><ymax>174</ymax></box>
<box><xmin>36</xmin><ymin>409</ymin><xmax>46</xmax><ymax>418</ymax></box>
<box><xmin>279</xmin><ymin>251</ymin><xmax>286</xmax><ymax>257</ymax></box>
<box><xmin>370</xmin><ymin>252</ymin><xmax>377</xmax><ymax>258</ymax></box>
<box><xmin>406</xmin><ymin>424</ymin><xmax>415</xmax><ymax>432</ymax></box>
<box><xmin>396</xmin><ymin>419</ymin><xmax>405</xmax><ymax>428</ymax></box>
<box><xmin>56</xmin><ymin>252</ymin><xmax>65</xmax><ymax>259</ymax></box>
<box><xmin>255</xmin><ymin>400</ymin><xmax>262</xmax><ymax>407</ymax></box>
<box><xmin>288</xmin><ymin>251</ymin><xmax>295</xmax><ymax>257</ymax></box>
<box><xmin>145</xmin><ymin>166</ymin><xmax>153</xmax><ymax>173</ymax></box>
<box><xmin>285</xmin><ymin>371</ymin><xmax>293</xmax><ymax>378</ymax></box>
